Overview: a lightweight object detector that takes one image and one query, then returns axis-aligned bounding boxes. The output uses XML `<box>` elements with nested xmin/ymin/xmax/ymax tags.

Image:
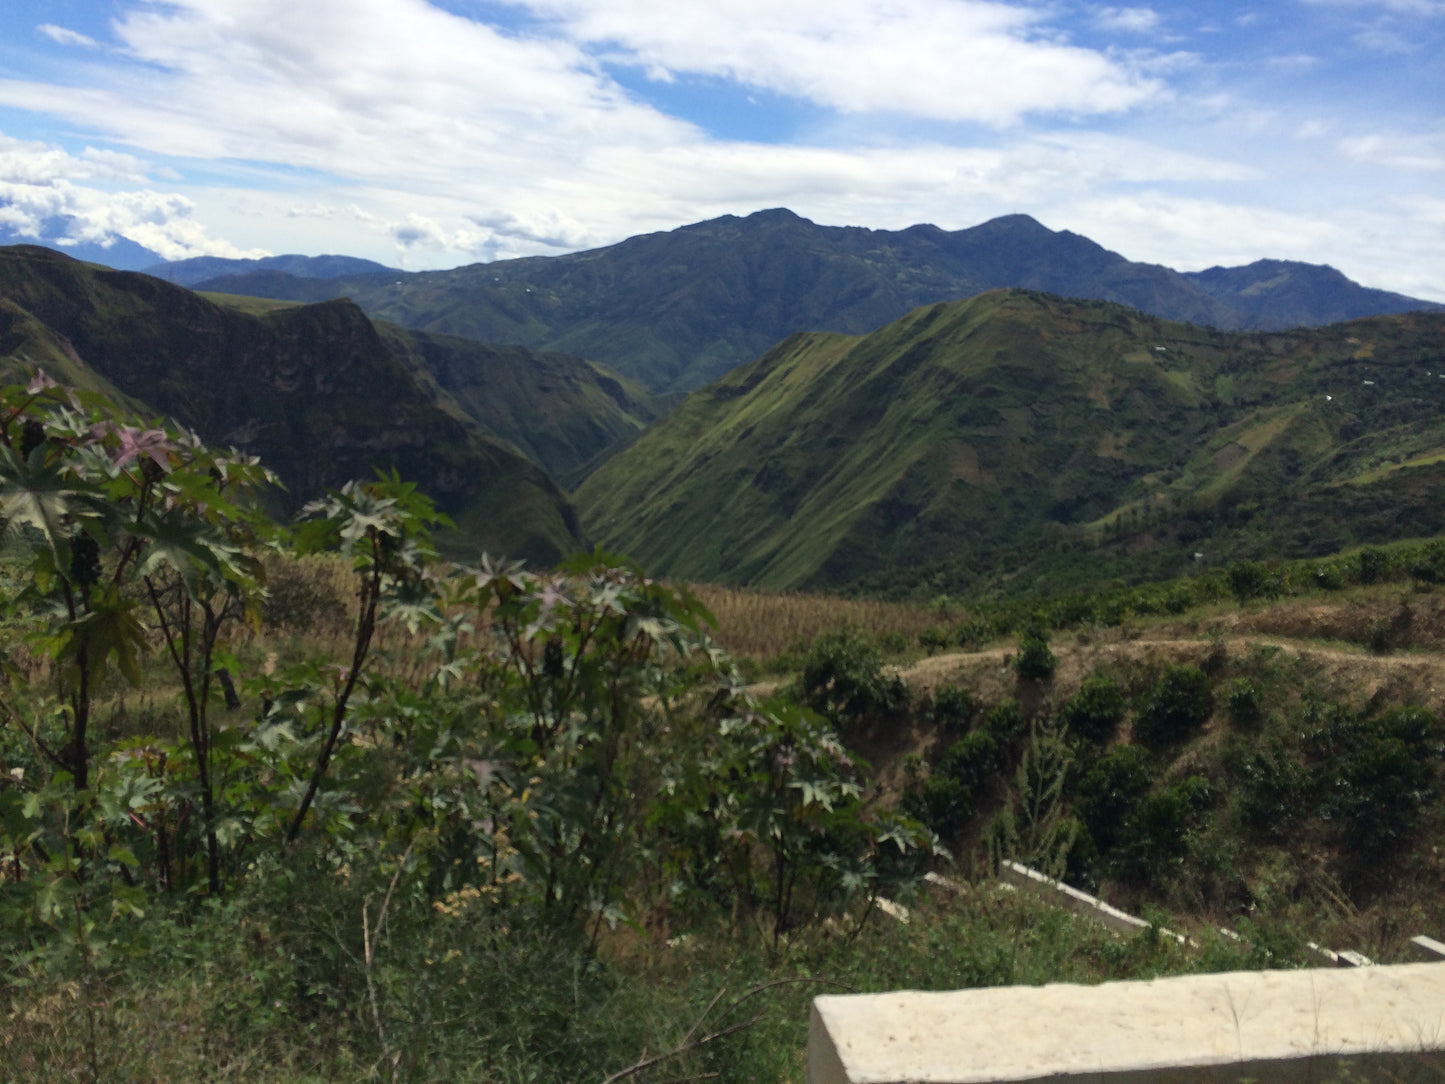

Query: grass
<box><xmin>198</xmin><ymin>291</ymin><xmax>305</xmax><ymax>314</ymax></box>
<box><xmin>1</xmin><ymin>865</ymin><xmax>1291</xmax><ymax>1084</ymax></box>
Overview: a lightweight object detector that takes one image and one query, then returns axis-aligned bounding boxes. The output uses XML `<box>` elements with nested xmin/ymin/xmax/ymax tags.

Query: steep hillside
<box><xmin>194</xmin><ymin>210</ymin><xmax>1440</xmax><ymax>394</ymax></box>
<box><xmin>0</xmin><ymin>245</ymin><xmax>586</xmax><ymax>564</ymax></box>
<box><xmin>575</xmin><ymin>290</ymin><xmax>1445</xmax><ymax>593</ymax></box>
<box><xmin>375</xmin><ymin>325</ymin><xmax>660</xmax><ymax>488</ymax></box>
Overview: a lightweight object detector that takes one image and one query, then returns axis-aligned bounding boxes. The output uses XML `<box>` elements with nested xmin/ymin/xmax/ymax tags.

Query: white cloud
<box><xmin>0</xmin><ymin>0</ymin><xmax>692</xmax><ymax>183</ymax></box>
<box><xmin>518</xmin><ymin>0</ymin><xmax>1163</xmax><ymax>124</ymax></box>
<box><xmin>0</xmin><ymin>133</ymin><xmax>266</xmax><ymax>260</ymax></box>
<box><xmin>36</xmin><ymin>24</ymin><xmax>101</xmax><ymax>49</ymax></box>
<box><xmin>1339</xmin><ymin>130</ymin><xmax>1445</xmax><ymax>170</ymax></box>
<box><xmin>1059</xmin><ymin>191</ymin><xmax>1444</xmax><ymax>301</ymax></box>
<box><xmin>0</xmin><ymin>0</ymin><xmax>1170</xmax><ymax>256</ymax></box>
<box><xmin>1095</xmin><ymin>7</ymin><xmax>1162</xmax><ymax>33</ymax></box>
<box><xmin>1300</xmin><ymin>0</ymin><xmax>1445</xmax><ymax>13</ymax></box>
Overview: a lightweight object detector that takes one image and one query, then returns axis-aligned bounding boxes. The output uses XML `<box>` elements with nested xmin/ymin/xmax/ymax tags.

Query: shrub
<box><xmin>1324</xmin><ymin>706</ymin><xmax>1440</xmax><ymax>851</ymax></box>
<box><xmin>1224</xmin><ymin>678</ymin><xmax>1262</xmax><ymax>727</ymax></box>
<box><xmin>1236</xmin><ymin>745</ymin><xmax>1307</xmax><ymax>838</ymax></box>
<box><xmin>1357</xmin><ymin>547</ymin><xmax>1389</xmax><ymax>584</ymax></box>
<box><xmin>929</xmin><ymin>683</ymin><xmax>975</xmax><ymax>735</ymax></box>
<box><xmin>795</xmin><ymin>630</ymin><xmax>908</xmax><ymax>726</ymax></box>
<box><xmin>1410</xmin><ymin>539</ymin><xmax>1445</xmax><ymax>584</ymax></box>
<box><xmin>1227</xmin><ymin>560</ymin><xmax>1277</xmax><ymax>602</ymax></box>
<box><xmin>1013</xmin><ymin>629</ymin><xmax>1057</xmax><ymax>682</ymax></box>
<box><xmin>1113</xmin><ymin>775</ymin><xmax>1211</xmax><ymax>882</ymax></box>
<box><xmin>1378</xmin><ymin>705</ymin><xmax>1438</xmax><ymax>748</ymax></box>
<box><xmin>1330</xmin><ymin>737</ymin><xmax>1435</xmax><ymax>849</ymax></box>
<box><xmin>878</xmin><ymin>630</ymin><xmax>909</xmax><ymax>654</ymax></box>
<box><xmin>906</xmin><ymin>730</ymin><xmax>1002</xmax><ymax>838</ymax></box>
<box><xmin>261</xmin><ymin>553</ymin><xmax>353</xmax><ymax>633</ymax></box>
<box><xmin>1073</xmin><ymin>745</ymin><xmax>1153</xmax><ymax>854</ymax></box>
<box><xmin>919</xmin><ymin>627</ymin><xmax>951</xmax><ymax>655</ymax></box>
<box><xmin>1060</xmin><ymin>672</ymin><xmax>1125</xmax><ymax>744</ymax></box>
<box><xmin>983</xmin><ymin>699</ymin><xmax>1026</xmax><ymax>751</ymax></box>
<box><xmin>1134</xmin><ymin>665</ymin><xmax>1214</xmax><ymax>746</ymax></box>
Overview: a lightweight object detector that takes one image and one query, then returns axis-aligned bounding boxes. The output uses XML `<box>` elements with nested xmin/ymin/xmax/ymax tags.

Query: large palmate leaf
<box><xmin>132</xmin><ymin>509</ymin><xmax>243</xmax><ymax>599</ymax></box>
<box><xmin>0</xmin><ymin>444</ymin><xmax>105</xmax><ymax>572</ymax></box>
<box><xmin>61</xmin><ymin>593</ymin><xmax>147</xmax><ymax>688</ymax></box>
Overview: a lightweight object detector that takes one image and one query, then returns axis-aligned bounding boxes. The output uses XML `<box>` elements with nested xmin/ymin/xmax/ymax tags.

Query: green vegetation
<box><xmin>1013</xmin><ymin>627</ymin><xmax>1057</xmax><ymax>682</ymax></box>
<box><xmin>1134</xmin><ymin>665</ymin><xmax>1215</xmax><ymax>747</ymax></box>
<box><xmin>5</xmin><ymin>372</ymin><xmax>1445</xmax><ymax>1080</ymax></box>
<box><xmin>577</xmin><ymin>290</ymin><xmax>1445</xmax><ymax>596</ymax></box>
<box><xmin>5</xmin><ymin>234</ymin><xmax>1445</xmax><ymax>1080</ymax></box>
<box><xmin>0</xmin><ymin>376</ymin><xmax>943</xmax><ymax>1081</ymax></box>
<box><xmin>0</xmin><ymin>245</ymin><xmax>596</xmax><ymax>563</ymax></box>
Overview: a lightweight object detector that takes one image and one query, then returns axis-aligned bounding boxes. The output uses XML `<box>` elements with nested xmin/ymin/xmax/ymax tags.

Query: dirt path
<box><xmin>747</xmin><ymin>633</ymin><xmax>1445</xmax><ymax>703</ymax></box>
<box><xmin>902</xmin><ymin>634</ymin><xmax>1445</xmax><ymax>687</ymax></box>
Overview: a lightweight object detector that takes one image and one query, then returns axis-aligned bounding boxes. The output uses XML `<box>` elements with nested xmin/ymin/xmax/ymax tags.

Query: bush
<box><xmin>1236</xmin><ymin>744</ymin><xmax>1307</xmax><ymax>838</ymax></box>
<box><xmin>1357</xmin><ymin>547</ymin><xmax>1389</xmax><ymax>585</ymax></box>
<box><xmin>929</xmin><ymin>683</ymin><xmax>975</xmax><ymax>735</ymax></box>
<box><xmin>1073</xmin><ymin>745</ymin><xmax>1153</xmax><ymax>854</ymax></box>
<box><xmin>795</xmin><ymin>630</ymin><xmax>908</xmax><ymax>726</ymax></box>
<box><xmin>1325</xmin><ymin>706</ymin><xmax>1440</xmax><ymax>851</ymax></box>
<box><xmin>906</xmin><ymin>730</ymin><xmax>1002</xmax><ymax>838</ymax></box>
<box><xmin>1331</xmin><ymin>737</ymin><xmax>1435</xmax><ymax>849</ymax></box>
<box><xmin>1013</xmin><ymin>629</ymin><xmax>1057</xmax><ymax>682</ymax></box>
<box><xmin>983</xmin><ymin>699</ymin><xmax>1026</xmax><ymax>751</ymax></box>
<box><xmin>1113</xmin><ymin>776</ymin><xmax>1211</xmax><ymax>882</ymax></box>
<box><xmin>1410</xmin><ymin>539</ymin><xmax>1445</xmax><ymax>584</ymax></box>
<box><xmin>1224</xmin><ymin>678</ymin><xmax>1262</xmax><ymax>728</ymax></box>
<box><xmin>1060</xmin><ymin>672</ymin><xmax>1125</xmax><ymax>744</ymax></box>
<box><xmin>919</xmin><ymin>627</ymin><xmax>951</xmax><ymax>655</ymax></box>
<box><xmin>1227</xmin><ymin>560</ymin><xmax>1278</xmax><ymax>602</ymax></box>
<box><xmin>1134</xmin><ymin>665</ymin><xmax>1214</xmax><ymax>746</ymax></box>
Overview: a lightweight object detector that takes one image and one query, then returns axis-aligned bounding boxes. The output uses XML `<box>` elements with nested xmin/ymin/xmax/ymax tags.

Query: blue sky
<box><xmin>0</xmin><ymin>0</ymin><xmax>1440</xmax><ymax>299</ymax></box>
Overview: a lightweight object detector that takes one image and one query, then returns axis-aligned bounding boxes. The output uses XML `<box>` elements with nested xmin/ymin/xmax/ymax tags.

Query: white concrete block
<box><xmin>808</xmin><ymin>962</ymin><xmax>1445</xmax><ymax>1083</ymax></box>
<box><xmin>1409</xmin><ymin>935</ymin><xmax>1445</xmax><ymax>962</ymax></box>
<box><xmin>1336</xmin><ymin>949</ymin><xmax>1374</xmax><ymax>968</ymax></box>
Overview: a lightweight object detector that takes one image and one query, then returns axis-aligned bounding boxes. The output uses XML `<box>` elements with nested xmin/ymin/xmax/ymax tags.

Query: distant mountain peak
<box><xmin>744</xmin><ymin>207</ymin><xmax>809</xmax><ymax>224</ymax></box>
<box><xmin>979</xmin><ymin>212</ymin><xmax>1051</xmax><ymax>232</ymax></box>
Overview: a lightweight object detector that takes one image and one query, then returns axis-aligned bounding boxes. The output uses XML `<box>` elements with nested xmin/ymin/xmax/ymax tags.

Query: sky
<box><xmin>0</xmin><ymin>0</ymin><xmax>1440</xmax><ymax>299</ymax></box>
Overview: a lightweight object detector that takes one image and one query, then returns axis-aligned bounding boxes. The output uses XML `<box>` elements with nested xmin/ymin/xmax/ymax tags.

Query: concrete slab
<box><xmin>808</xmin><ymin>963</ymin><xmax>1445</xmax><ymax>1083</ymax></box>
<box><xmin>1410</xmin><ymin>935</ymin><xmax>1445</xmax><ymax>963</ymax></box>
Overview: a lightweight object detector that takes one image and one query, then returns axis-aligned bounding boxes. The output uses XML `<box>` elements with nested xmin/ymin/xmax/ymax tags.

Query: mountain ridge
<box><xmin>575</xmin><ymin>289</ymin><xmax>1445</xmax><ymax>594</ymax></box>
<box><xmin>0</xmin><ymin>245</ymin><xmax>588</xmax><ymax>564</ymax></box>
<box><xmin>188</xmin><ymin>209</ymin><xmax>1441</xmax><ymax>394</ymax></box>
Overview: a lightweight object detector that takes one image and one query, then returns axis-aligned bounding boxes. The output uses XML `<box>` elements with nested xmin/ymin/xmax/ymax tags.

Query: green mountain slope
<box><xmin>194</xmin><ymin>209</ymin><xmax>1440</xmax><ymax>395</ymax></box>
<box><xmin>575</xmin><ymin>290</ymin><xmax>1445</xmax><ymax>593</ymax></box>
<box><xmin>375</xmin><ymin>325</ymin><xmax>660</xmax><ymax>488</ymax></box>
<box><xmin>0</xmin><ymin>245</ymin><xmax>586</xmax><ymax>565</ymax></box>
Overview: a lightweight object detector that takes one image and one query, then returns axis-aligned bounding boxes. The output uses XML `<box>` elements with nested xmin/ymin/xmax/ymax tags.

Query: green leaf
<box><xmin>107</xmin><ymin>844</ymin><xmax>139</xmax><ymax>868</ymax></box>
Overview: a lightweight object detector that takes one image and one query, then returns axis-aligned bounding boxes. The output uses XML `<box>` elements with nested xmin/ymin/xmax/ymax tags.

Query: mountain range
<box><xmin>2</xmin><ymin>208</ymin><xmax>1442</xmax><ymax>594</ymax></box>
<box><xmin>183</xmin><ymin>209</ymin><xmax>1441</xmax><ymax>394</ymax></box>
